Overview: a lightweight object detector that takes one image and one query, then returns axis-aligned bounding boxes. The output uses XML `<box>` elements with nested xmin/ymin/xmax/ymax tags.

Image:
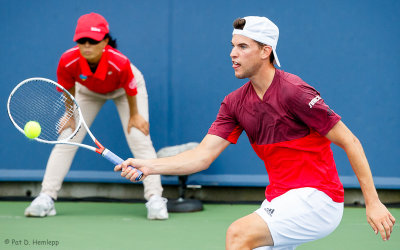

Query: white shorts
<box><xmin>254</xmin><ymin>187</ymin><xmax>343</xmax><ymax>250</ymax></box>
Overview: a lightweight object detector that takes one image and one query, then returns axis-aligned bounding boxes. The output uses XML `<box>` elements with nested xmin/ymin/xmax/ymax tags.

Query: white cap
<box><xmin>232</xmin><ymin>16</ymin><xmax>280</xmax><ymax>67</ymax></box>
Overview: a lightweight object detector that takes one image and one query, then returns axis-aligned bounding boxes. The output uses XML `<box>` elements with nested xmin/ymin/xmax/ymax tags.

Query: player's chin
<box><xmin>234</xmin><ymin>72</ymin><xmax>246</xmax><ymax>79</ymax></box>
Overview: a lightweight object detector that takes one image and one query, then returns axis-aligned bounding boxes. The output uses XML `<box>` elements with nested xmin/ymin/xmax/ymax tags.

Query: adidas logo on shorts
<box><xmin>264</xmin><ymin>207</ymin><xmax>275</xmax><ymax>217</ymax></box>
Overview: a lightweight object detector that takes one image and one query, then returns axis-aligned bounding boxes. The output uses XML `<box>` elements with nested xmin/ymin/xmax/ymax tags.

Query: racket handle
<box><xmin>102</xmin><ymin>149</ymin><xmax>143</xmax><ymax>181</ymax></box>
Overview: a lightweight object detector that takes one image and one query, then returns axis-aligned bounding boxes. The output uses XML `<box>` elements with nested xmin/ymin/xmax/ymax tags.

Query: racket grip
<box><xmin>102</xmin><ymin>149</ymin><xmax>143</xmax><ymax>181</ymax></box>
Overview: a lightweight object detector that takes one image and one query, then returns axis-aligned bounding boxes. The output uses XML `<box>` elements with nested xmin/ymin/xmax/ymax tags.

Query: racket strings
<box><xmin>8</xmin><ymin>79</ymin><xmax>81</xmax><ymax>142</ymax></box>
<box><xmin>55</xmin><ymin>94</ymin><xmax>79</xmax><ymax>133</ymax></box>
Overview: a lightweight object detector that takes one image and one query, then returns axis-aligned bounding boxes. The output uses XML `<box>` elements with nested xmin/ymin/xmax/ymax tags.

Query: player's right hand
<box><xmin>114</xmin><ymin>158</ymin><xmax>148</xmax><ymax>182</ymax></box>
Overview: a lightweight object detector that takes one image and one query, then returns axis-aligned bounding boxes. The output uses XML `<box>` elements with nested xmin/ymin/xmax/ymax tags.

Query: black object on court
<box><xmin>157</xmin><ymin>143</ymin><xmax>203</xmax><ymax>213</ymax></box>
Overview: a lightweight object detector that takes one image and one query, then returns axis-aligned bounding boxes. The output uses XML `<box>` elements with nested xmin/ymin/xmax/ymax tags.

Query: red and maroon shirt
<box><xmin>57</xmin><ymin>45</ymin><xmax>137</xmax><ymax>96</ymax></box>
<box><xmin>208</xmin><ymin>69</ymin><xmax>344</xmax><ymax>202</ymax></box>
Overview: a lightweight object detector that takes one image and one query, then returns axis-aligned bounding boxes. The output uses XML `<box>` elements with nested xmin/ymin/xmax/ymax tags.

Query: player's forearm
<box><xmin>64</xmin><ymin>86</ymin><xmax>75</xmax><ymax>112</ymax></box>
<box><xmin>126</xmin><ymin>94</ymin><xmax>139</xmax><ymax>117</ymax></box>
<box><xmin>327</xmin><ymin>122</ymin><xmax>380</xmax><ymax>205</ymax></box>
<box><xmin>343</xmin><ymin>136</ymin><xmax>379</xmax><ymax>205</ymax></box>
<box><xmin>119</xmin><ymin>134</ymin><xmax>229</xmax><ymax>178</ymax></box>
<box><xmin>145</xmin><ymin>135</ymin><xmax>228</xmax><ymax>176</ymax></box>
<box><xmin>68</xmin><ymin>86</ymin><xmax>75</xmax><ymax>97</ymax></box>
<box><xmin>147</xmin><ymin>147</ymin><xmax>213</xmax><ymax>176</ymax></box>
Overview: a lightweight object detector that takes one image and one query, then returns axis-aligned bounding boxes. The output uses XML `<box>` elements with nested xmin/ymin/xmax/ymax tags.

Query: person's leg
<box><xmin>113</xmin><ymin>65</ymin><xmax>164</xmax><ymax>200</ymax></box>
<box><xmin>25</xmin><ymin>85</ymin><xmax>106</xmax><ymax>217</ymax></box>
<box><xmin>41</xmin><ymin>85</ymin><xmax>106</xmax><ymax>199</ymax></box>
<box><xmin>113</xmin><ymin>89</ymin><xmax>163</xmax><ymax>201</ymax></box>
<box><xmin>253</xmin><ymin>245</ymin><xmax>297</xmax><ymax>250</ymax></box>
<box><xmin>226</xmin><ymin>212</ymin><xmax>274</xmax><ymax>249</ymax></box>
<box><xmin>248</xmin><ymin>188</ymin><xmax>343</xmax><ymax>249</ymax></box>
<box><xmin>113</xmin><ymin>65</ymin><xmax>167</xmax><ymax>219</ymax></box>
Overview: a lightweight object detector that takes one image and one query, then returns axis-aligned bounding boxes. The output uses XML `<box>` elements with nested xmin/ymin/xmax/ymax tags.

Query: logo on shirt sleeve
<box><xmin>309</xmin><ymin>95</ymin><xmax>321</xmax><ymax>108</ymax></box>
<box><xmin>327</xmin><ymin>107</ymin><xmax>335</xmax><ymax>116</ymax></box>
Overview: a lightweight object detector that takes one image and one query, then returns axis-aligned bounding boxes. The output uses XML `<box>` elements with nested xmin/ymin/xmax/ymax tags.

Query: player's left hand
<box><xmin>128</xmin><ymin>114</ymin><xmax>149</xmax><ymax>135</ymax></box>
<box><xmin>366</xmin><ymin>200</ymin><xmax>396</xmax><ymax>241</ymax></box>
<box><xmin>57</xmin><ymin>114</ymin><xmax>76</xmax><ymax>134</ymax></box>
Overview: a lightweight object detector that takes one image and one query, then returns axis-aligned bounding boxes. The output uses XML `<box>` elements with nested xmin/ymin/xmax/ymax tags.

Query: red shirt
<box><xmin>208</xmin><ymin>69</ymin><xmax>344</xmax><ymax>202</ymax></box>
<box><xmin>57</xmin><ymin>45</ymin><xmax>137</xmax><ymax>96</ymax></box>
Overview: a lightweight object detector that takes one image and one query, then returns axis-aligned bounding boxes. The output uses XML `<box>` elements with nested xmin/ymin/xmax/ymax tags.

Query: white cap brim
<box><xmin>273</xmin><ymin>49</ymin><xmax>280</xmax><ymax>67</ymax></box>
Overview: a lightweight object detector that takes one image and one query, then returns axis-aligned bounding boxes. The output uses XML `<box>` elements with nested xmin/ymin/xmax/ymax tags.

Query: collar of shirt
<box><xmin>78</xmin><ymin>47</ymin><xmax>109</xmax><ymax>81</ymax></box>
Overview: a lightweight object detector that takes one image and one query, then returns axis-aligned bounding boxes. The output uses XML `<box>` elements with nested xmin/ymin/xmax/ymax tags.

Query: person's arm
<box><xmin>58</xmin><ymin>86</ymin><xmax>76</xmax><ymax>134</ymax></box>
<box><xmin>126</xmin><ymin>93</ymin><xmax>149</xmax><ymax>136</ymax></box>
<box><xmin>325</xmin><ymin>121</ymin><xmax>395</xmax><ymax>241</ymax></box>
<box><xmin>57</xmin><ymin>55</ymin><xmax>77</xmax><ymax>134</ymax></box>
<box><xmin>114</xmin><ymin>134</ymin><xmax>230</xmax><ymax>179</ymax></box>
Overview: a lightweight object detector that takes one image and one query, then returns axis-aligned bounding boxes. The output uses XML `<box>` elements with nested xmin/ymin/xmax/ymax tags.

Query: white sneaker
<box><xmin>24</xmin><ymin>193</ymin><xmax>56</xmax><ymax>217</ymax></box>
<box><xmin>145</xmin><ymin>195</ymin><xmax>169</xmax><ymax>220</ymax></box>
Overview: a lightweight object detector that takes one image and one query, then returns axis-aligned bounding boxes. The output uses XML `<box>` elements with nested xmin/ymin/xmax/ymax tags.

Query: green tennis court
<box><xmin>0</xmin><ymin>201</ymin><xmax>398</xmax><ymax>249</ymax></box>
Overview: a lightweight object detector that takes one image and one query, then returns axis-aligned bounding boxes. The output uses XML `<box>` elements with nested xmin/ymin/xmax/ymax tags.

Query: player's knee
<box><xmin>226</xmin><ymin>221</ymin><xmax>248</xmax><ymax>249</ymax></box>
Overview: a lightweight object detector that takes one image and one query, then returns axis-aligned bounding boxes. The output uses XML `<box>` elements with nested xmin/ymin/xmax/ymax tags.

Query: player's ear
<box><xmin>104</xmin><ymin>37</ymin><xmax>109</xmax><ymax>44</ymax></box>
<box><xmin>261</xmin><ymin>46</ymin><xmax>272</xmax><ymax>60</ymax></box>
<box><xmin>100</xmin><ymin>37</ymin><xmax>109</xmax><ymax>49</ymax></box>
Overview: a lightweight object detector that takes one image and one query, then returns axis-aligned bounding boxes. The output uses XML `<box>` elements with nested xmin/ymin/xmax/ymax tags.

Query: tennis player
<box><xmin>25</xmin><ymin>13</ymin><xmax>168</xmax><ymax>220</ymax></box>
<box><xmin>116</xmin><ymin>16</ymin><xmax>395</xmax><ymax>248</ymax></box>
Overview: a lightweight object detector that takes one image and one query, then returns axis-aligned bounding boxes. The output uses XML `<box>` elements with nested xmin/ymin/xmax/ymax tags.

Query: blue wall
<box><xmin>1</xmin><ymin>0</ymin><xmax>399</xmax><ymax>188</ymax></box>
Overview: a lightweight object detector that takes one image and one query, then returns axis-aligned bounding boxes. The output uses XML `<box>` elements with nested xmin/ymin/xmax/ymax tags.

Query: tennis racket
<box><xmin>7</xmin><ymin>77</ymin><xmax>143</xmax><ymax>181</ymax></box>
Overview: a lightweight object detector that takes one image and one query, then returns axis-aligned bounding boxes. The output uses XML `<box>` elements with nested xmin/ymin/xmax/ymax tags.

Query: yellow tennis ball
<box><xmin>24</xmin><ymin>121</ymin><xmax>41</xmax><ymax>139</ymax></box>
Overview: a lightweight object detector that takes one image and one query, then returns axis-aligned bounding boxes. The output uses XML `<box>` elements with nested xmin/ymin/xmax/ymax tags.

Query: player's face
<box><xmin>230</xmin><ymin>35</ymin><xmax>264</xmax><ymax>79</ymax></box>
<box><xmin>77</xmin><ymin>38</ymin><xmax>109</xmax><ymax>64</ymax></box>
